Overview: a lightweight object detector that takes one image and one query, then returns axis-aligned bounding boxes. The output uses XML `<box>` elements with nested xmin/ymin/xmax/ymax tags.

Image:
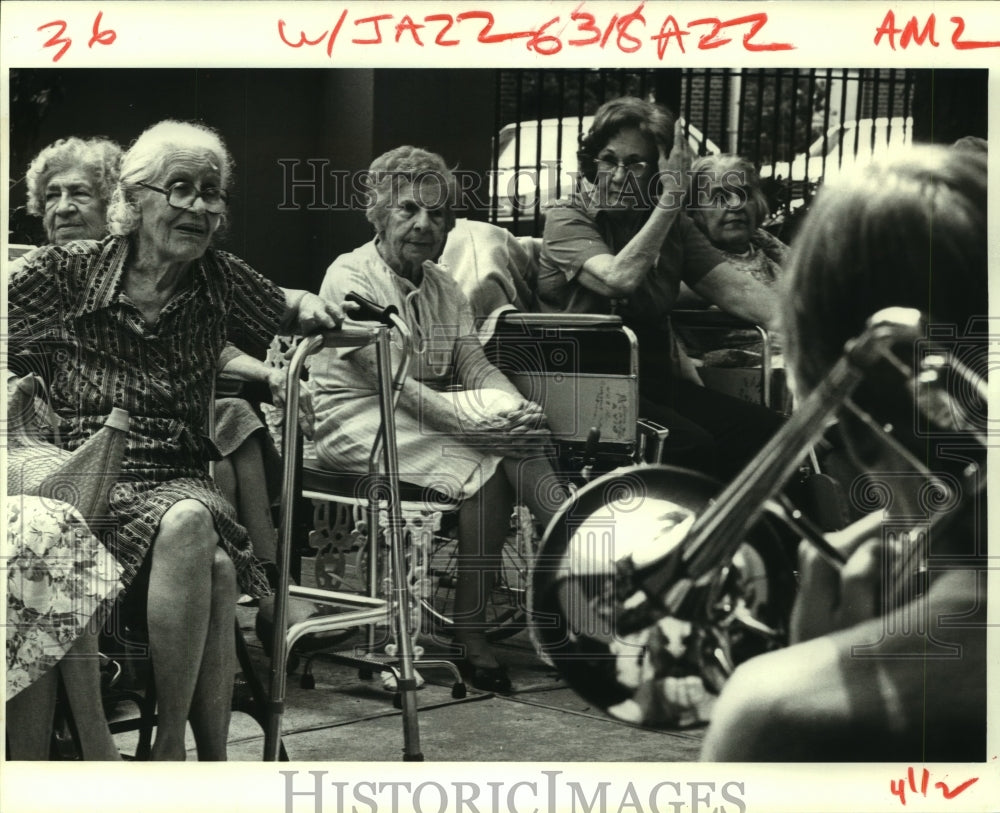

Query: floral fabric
<box><xmin>5</xmin><ymin>496</ymin><xmax>122</xmax><ymax>700</ymax></box>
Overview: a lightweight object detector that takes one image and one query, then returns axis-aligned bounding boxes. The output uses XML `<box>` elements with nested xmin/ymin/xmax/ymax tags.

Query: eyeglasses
<box><xmin>595</xmin><ymin>156</ymin><xmax>651</xmax><ymax>176</ymax></box>
<box><xmin>137</xmin><ymin>181</ymin><xmax>228</xmax><ymax>214</ymax></box>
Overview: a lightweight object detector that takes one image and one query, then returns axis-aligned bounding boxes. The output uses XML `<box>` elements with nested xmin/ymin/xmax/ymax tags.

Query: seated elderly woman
<box><xmin>310</xmin><ymin>146</ymin><xmax>568</xmax><ymax>692</ymax></box>
<box><xmin>701</xmin><ymin>146</ymin><xmax>988</xmax><ymax>760</ymax></box>
<box><xmin>538</xmin><ymin>97</ymin><xmax>784</xmax><ymax>480</ymax></box>
<box><xmin>24</xmin><ymin>136</ymin><xmax>122</xmax><ymax>246</ymax></box>
<box><xmin>7</xmin><ymin>119</ymin><xmax>348</xmax><ymax>760</ymax></box>
<box><xmin>676</xmin><ymin>153</ymin><xmax>789</xmax><ymax>365</ymax></box>
<box><xmin>19</xmin><ymin>134</ymin><xmax>285</xmax><ymax>577</ymax></box>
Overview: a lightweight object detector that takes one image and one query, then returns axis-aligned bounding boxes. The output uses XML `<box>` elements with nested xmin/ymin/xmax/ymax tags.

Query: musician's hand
<box><xmin>789</xmin><ymin>512</ymin><xmax>886</xmax><ymax>644</ymax></box>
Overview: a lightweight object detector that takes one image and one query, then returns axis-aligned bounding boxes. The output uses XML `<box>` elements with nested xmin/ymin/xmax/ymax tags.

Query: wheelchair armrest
<box><xmin>670</xmin><ymin>308</ymin><xmax>761</xmax><ymax>331</ymax></box>
<box><xmin>497</xmin><ymin>312</ymin><xmax>623</xmax><ymax>329</ymax></box>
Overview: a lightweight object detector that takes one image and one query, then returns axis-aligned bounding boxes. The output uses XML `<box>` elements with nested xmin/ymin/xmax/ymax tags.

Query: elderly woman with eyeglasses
<box><xmin>310</xmin><ymin>145</ymin><xmax>568</xmax><ymax>692</ymax></box>
<box><xmin>539</xmin><ymin>97</ymin><xmax>783</xmax><ymax>481</ymax></box>
<box><xmin>674</xmin><ymin>153</ymin><xmax>790</xmax><ymax>362</ymax></box>
<box><xmin>7</xmin><ymin>119</ymin><xmax>350</xmax><ymax>760</ymax></box>
<box><xmin>17</xmin><ymin>134</ymin><xmax>285</xmax><ymax>577</ymax></box>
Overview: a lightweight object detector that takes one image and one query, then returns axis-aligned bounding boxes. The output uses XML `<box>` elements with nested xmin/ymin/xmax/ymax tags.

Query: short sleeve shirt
<box><xmin>538</xmin><ymin>192</ymin><xmax>725</xmax><ymax>333</ymax></box>
<box><xmin>7</xmin><ymin>235</ymin><xmax>287</xmax><ymax>480</ymax></box>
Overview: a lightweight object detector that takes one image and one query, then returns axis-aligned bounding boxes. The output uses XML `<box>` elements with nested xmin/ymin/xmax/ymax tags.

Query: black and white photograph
<box><xmin>2</xmin><ymin>2</ymin><xmax>996</xmax><ymax>812</ymax></box>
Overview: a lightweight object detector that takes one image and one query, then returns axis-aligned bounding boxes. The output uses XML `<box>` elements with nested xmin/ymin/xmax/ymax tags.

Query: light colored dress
<box><xmin>311</xmin><ymin>240</ymin><xmax>503</xmax><ymax>501</ymax></box>
<box><xmin>5</xmin><ymin>495</ymin><xmax>122</xmax><ymax>700</ymax></box>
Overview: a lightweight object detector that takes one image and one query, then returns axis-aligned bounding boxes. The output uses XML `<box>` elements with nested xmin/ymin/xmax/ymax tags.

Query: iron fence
<box><xmin>491</xmin><ymin>68</ymin><xmax>916</xmax><ymax>236</ymax></box>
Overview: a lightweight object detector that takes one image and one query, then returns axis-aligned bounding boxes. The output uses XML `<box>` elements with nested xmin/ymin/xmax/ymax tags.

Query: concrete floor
<box><xmin>109</xmin><ymin>606</ymin><xmax>706</xmax><ymax>763</ymax></box>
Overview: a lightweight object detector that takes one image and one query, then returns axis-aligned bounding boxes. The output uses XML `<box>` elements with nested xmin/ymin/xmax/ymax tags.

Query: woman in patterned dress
<box><xmin>21</xmin><ymin>134</ymin><xmax>285</xmax><ymax>574</ymax></box>
<box><xmin>311</xmin><ymin>146</ymin><xmax>568</xmax><ymax>692</ymax></box>
<box><xmin>7</xmin><ymin>119</ymin><xmax>349</xmax><ymax>760</ymax></box>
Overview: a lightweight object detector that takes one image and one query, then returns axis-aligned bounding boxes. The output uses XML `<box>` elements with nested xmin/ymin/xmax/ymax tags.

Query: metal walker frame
<box><xmin>263</xmin><ymin>307</ymin><xmax>462</xmax><ymax>762</ymax></box>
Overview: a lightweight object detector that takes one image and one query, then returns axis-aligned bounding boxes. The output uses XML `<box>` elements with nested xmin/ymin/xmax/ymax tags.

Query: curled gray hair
<box><xmin>688</xmin><ymin>153</ymin><xmax>770</xmax><ymax>231</ymax></box>
<box><xmin>107</xmin><ymin>119</ymin><xmax>235</xmax><ymax>237</ymax></box>
<box><xmin>26</xmin><ymin>137</ymin><xmax>122</xmax><ymax>216</ymax></box>
<box><xmin>364</xmin><ymin>145</ymin><xmax>457</xmax><ymax>236</ymax></box>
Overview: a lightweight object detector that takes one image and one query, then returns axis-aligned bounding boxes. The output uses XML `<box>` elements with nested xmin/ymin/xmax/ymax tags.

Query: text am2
<box><xmin>875</xmin><ymin>10</ymin><xmax>1000</xmax><ymax>50</ymax></box>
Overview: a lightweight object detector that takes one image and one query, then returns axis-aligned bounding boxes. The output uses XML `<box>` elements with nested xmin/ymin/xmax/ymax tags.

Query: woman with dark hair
<box><xmin>8</xmin><ymin>119</ymin><xmax>349</xmax><ymax>760</ymax></box>
<box><xmin>311</xmin><ymin>145</ymin><xmax>567</xmax><ymax>691</ymax></box>
<box><xmin>538</xmin><ymin>97</ymin><xmax>784</xmax><ymax>480</ymax></box>
<box><xmin>701</xmin><ymin>146</ymin><xmax>988</xmax><ymax>760</ymax></box>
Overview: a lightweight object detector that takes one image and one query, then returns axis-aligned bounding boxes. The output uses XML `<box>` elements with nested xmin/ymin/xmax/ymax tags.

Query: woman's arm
<box><xmin>347</xmin><ymin>344</ymin><xmax>474</xmax><ymax>435</ymax></box>
<box><xmin>452</xmin><ymin>338</ymin><xmax>524</xmax><ymax>401</ymax></box>
<box><xmin>576</xmin><ymin>120</ymin><xmax>693</xmax><ymax>297</ymax></box>
<box><xmin>689</xmin><ymin>261</ymin><xmax>779</xmax><ymax>329</ymax></box>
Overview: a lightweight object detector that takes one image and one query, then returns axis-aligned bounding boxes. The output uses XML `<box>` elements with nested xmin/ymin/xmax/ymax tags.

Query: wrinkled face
<box><xmin>43</xmin><ymin>169</ymin><xmax>108</xmax><ymax>244</ymax></box>
<box><xmin>594</xmin><ymin>126</ymin><xmax>657</xmax><ymax>206</ymax></box>
<box><xmin>135</xmin><ymin>152</ymin><xmax>224</xmax><ymax>265</ymax></box>
<box><xmin>378</xmin><ymin>178</ymin><xmax>449</xmax><ymax>278</ymax></box>
<box><xmin>692</xmin><ymin>175</ymin><xmax>755</xmax><ymax>253</ymax></box>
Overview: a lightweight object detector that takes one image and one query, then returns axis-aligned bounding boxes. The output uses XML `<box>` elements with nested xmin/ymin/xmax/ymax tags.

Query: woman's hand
<box><xmin>266</xmin><ymin>367</ymin><xmax>316</xmax><ymax>438</ymax></box>
<box><xmin>495</xmin><ymin>399</ymin><xmax>548</xmax><ymax>431</ymax></box>
<box><xmin>788</xmin><ymin>511</ymin><xmax>887</xmax><ymax>644</ymax></box>
<box><xmin>289</xmin><ymin>292</ymin><xmax>359</xmax><ymax>334</ymax></box>
<box><xmin>458</xmin><ymin>399</ymin><xmax>554</xmax><ymax>456</ymax></box>
<box><xmin>658</xmin><ymin>118</ymin><xmax>694</xmax><ymax>178</ymax></box>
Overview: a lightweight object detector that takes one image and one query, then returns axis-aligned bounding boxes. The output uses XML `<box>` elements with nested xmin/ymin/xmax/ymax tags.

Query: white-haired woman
<box><xmin>311</xmin><ymin>145</ymin><xmax>567</xmax><ymax>692</ymax></box>
<box><xmin>8</xmin><ymin>119</ymin><xmax>350</xmax><ymax>760</ymax></box>
<box><xmin>677</xmin><ymin>153</ymin><xmax>790</xmax><ymax>360</ymax></box>
<box><xmin>25</xmin><ymin>135</ymin><xmax>123</xmax><ymax>245</ymax></box>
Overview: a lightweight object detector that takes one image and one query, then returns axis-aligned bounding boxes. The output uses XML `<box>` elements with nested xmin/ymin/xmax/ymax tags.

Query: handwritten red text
<box><xmin>276</xmin><ymin>4</ymin><xmax>795</xmax><ymax>58</ymax></box>
<box><xmin>890</xmin><ymin>767</ymin><xmax>979</xmax><ymax>806</ymax></box>
<box><xmin>38</xmin><ymin>11</ymin><xmax>116</xmax><ymax>63</ymax></box>
<box><xmin>875</xmin><ymin>11</ymin><xmax>1000</xmax><ymax>50</ymax></box>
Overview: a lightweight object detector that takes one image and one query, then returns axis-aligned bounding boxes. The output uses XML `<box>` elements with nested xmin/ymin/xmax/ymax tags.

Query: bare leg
<box><xmin>188</xmin><ymin>549</ymin><xmax>237</xmax><ymax>761</ymax></box>
<box><xmin>58</xmin><ymin>632</ymin><xmax>121</xmax><ymax>760</ymax></box>
<box><xmin>213</xmin><ymin>457</ymin><xmax>237</xmax><ymax>508</ymax></box>
<box><xmin>145</xmin><ymin>499</ymin><xmax>219</xmax><ymax>761</ymax></box>
<box><xmin>230</xmin><ymin>435</ymin><xmax>277</xmax><ymax>563</ymax></box>
<box><xmin>5</xmin><ymin>668</ymin><xmax>57</xmax><ymax>760</ymax></box>
<box><xmin>453</xmin><ymin>469</ymin><xmax>514</xmax><ymax>668</ymax></box>
<box><xmin>501</xmin><ymin>454</ymin><xmax>569</xmax><ymax>530</ymax></box>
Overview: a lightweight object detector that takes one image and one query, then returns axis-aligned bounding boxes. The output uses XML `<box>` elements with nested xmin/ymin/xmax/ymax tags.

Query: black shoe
<box><xmin>457</xmin><ymin>658</ymin><xmax>512</xmax><ymax>694</ymax></box>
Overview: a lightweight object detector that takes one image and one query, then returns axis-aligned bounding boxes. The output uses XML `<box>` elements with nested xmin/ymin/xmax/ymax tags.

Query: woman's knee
<box><xmin>157</xmin><ymin>500</ymin><xmax>219</xmax><ymax>558</ymax></box>
<box><xmin>211</xmin><ymin>548</ymin><xmax>237</xmax><ymax>593</ymax></box>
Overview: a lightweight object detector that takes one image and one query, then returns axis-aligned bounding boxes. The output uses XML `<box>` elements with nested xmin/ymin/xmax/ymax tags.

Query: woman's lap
<box><xmin>314</xmin><ymin>401</ymin><xmax>503</xmax><ymax>502</ymax></box>
<box><xmin>108</xmin><ymin>477</ymin><xmax>270</xmax><ymax>611</ymax></box>
<box><xmin>640</xmin><ymin>378</ymin><xmax>783</xmax><ymax>479</ymax></box>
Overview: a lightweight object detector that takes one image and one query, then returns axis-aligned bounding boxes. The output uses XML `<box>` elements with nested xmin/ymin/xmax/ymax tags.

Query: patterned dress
<box><xmin>6</xmin><ymin>496</ymin><xmax>122</xmax><ymax>700</ymax></box>
<box><xmin>7</xmin><ymin>236</ymin><xmax>288</xmax><ymax>600</ymax></box>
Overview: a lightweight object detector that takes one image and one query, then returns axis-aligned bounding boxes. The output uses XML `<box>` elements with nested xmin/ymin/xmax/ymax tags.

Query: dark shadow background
<box><xmin>7</xmin><ymin>68</ymin><xmax>986</xmax><ymax>292</ymax></box>
<box><xmin>8</xmin><ymin>68</ymin><xmax>498</xmax><ymax>292</ymax></box>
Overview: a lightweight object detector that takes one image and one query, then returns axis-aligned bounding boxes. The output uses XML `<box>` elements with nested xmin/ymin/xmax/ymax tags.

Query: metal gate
<box><xmin>491</xmin><ymin>68</ymin><xmax>916</xmax><ymax>235</ymax></box>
